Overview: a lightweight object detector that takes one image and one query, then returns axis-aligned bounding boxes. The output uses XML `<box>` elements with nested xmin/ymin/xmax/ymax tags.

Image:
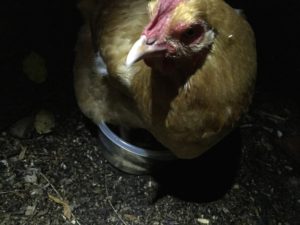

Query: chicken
<box><xmin>74</xmin><ymin>0</ymin><xmax>256</xmax><ymax>159</ymax></box>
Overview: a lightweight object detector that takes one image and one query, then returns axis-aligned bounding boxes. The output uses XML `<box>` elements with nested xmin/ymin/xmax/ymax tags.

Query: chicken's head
<box><xmin>126</xmin><ymin>0</ymin><xmax>215</xmax><ymax>75</ymax></box>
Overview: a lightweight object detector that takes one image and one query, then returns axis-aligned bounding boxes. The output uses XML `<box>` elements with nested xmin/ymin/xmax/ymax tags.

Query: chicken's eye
<box><xmin>184</xmin><ymin>28</ymin><xmax>196</xmax><ymax>37</ymax></box>
<box><xmin>181</xmin><ymin>24</ymin><xmax>204</xmax><ymax>44</ymax></box>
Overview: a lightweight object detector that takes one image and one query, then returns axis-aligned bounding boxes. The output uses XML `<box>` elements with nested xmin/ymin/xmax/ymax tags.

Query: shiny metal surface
<box><xmin>98</xmin><ymin>122</ymin><xmax>176</xmax><ymax>174</ymax></box>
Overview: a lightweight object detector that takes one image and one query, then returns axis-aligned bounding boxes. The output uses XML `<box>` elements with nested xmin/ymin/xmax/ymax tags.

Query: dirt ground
<box><xmin>1</xmin><ymin>1</ymin><xmax>300</xmax><ymax>225</ymax></box>
<box><xmin>1</xmin><ymin>93</ymin><xmax>300</xmax><ymax>225</ymax></box>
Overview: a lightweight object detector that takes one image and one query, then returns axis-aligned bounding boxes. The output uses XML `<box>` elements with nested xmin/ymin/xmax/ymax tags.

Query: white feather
<box><xmin>94</xmin><ymin>52</ymin><xmax>108</xmax><ymax>76</ymax></box>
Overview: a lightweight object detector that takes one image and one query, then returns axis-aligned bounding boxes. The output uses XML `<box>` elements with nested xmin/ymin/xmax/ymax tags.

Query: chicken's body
<box><xmin>74</xmin><ymin>0</ymin><xmax>256</xmax><ymax>158</ymax></box>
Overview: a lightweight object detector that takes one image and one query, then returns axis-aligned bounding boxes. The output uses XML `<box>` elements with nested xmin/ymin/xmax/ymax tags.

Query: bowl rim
<box><xmin>98</xmin><ymin>122</ymin><xmax>176</xmax><ymax>159</ymax></box>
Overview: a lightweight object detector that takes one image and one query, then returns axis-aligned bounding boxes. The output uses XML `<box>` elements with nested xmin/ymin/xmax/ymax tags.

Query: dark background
<box><xmin>0</xmin><ymin>0</ymin><xmax>80</xmax><ymax>129</ymax></box>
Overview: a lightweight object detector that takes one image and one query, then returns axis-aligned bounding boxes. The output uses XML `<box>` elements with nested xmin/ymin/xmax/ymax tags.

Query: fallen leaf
<box><xmin>19</xmin><ymin>146</ymin><xmax>27</xmax><ymax>160</ymax></box>
<box><xmin>48</xmin><ymin>194</ymin><xmax>72</xmax><ymax>220</ymax></box>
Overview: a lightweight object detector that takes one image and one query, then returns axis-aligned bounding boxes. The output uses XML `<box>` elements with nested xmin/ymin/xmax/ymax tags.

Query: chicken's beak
<box><xmin>126</xmin><ymin>35</ymin><xmax>165</xmax><ymax>67</ymax></box>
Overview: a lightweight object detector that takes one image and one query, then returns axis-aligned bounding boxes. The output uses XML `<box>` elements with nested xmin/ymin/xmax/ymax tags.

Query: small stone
<box><xmin>34</xmin><ymin>110</ymin><xmax>55</xmax><ymax>134</ymax></box>
<box><xmin>277</xmin><ymin>130</ymin><xmax>283</xmax><ymax>138</ymax></box>
<box><xmin>109</xmin><ymin>216</ymin><xmax>117</xmax><ymax>223</ymax></box>
<box><xmin>25</xmin><ymin>205</ymin><xmax>36</xmax><ymax>216</ymax></box>
<box><xmin>30</xmin><ymin>188</ymin><xmax>43</xmax><ymax>196</ymax></box>
<box><xmin>233</xmin><ymin>184</ymin><xmax>240</xmax><ymax>189</ymax></box>
<box><xmin>284</xmin><ymin>166</ymin><xmax>293</xmax><ymax>171</ymax></box>
<box><xmin>222</xmin><ymin>207</ymin><xmax>230</xmax><ymax>214</ymax></box>
<box><xmin>0</xmin><ymin>160</ymin><xmax>9</xmax><ymax>168</ymax></box>
<box><xmin>60</xmin><ymin>163</ymin><xmax>67</xmax><ymax>170</ymax></box>
<box><xmin>24</xmin><ymin>174</ymin><xmax>37</xmax><ymax>184</ymax></box>
<box><xmin>197</xmin><ymin>218</ymin><xmax>210</xmax><ymax>224</ymax></box>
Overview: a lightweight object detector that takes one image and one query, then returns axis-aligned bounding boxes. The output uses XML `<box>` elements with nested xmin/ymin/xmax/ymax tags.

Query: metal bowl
<box><xmin>98</xmin><ymin>122</ymin><xmax>177</xmax><ymax>174</ymax></box>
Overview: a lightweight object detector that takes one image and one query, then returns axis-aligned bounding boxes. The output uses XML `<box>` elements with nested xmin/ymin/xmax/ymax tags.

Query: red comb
<box><xmin>143</xmin><ymin>0</ymin><xmax>184</xmax><ymax>39</ymax></box>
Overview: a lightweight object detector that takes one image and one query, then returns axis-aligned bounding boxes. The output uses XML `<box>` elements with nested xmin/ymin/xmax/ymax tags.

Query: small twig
<box><xmin>0</xmin><ymin>190</ymin><xmax>25</xmax><ymax>195</ymax></box>
<box><xmin>240</xmin><ymin>123</ymin><xmax>274</xmax><ymax>133</ymax></box>
<box><xmin>239</xmin><ymin>123</ymin><xmax>254</xmax><ymax>129</ymax></box>
<box><xmin>256</xmin><ymin>110</ymin><xmax>287</xmax><ymax>122</ymax></box>
<box><xmin>39</xmin><ymin>172</ymin><xmax>62</xmax><ymax>199</ymax></box>
<box><xmin>104</xmin><ymin>172</ymin><xmax>130</xmax><ymax>225</ymax></box>
<box><xmin>40</xmin><ymin>172</ymin><xmax>81</xmax><ymax>225</ymax></box>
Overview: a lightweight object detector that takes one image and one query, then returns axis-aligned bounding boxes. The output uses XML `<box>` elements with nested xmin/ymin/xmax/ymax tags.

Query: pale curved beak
<box><xmin>126</xmin><ymin>35</ymin><xmax>166</xmax><ymax>67</ymax></box>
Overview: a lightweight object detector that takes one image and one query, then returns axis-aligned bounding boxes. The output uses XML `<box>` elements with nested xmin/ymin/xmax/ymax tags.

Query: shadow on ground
<box><xmin>153</xmin><ymin>130</ymin><xmax>242</xmax><ymax>202</ymax></box>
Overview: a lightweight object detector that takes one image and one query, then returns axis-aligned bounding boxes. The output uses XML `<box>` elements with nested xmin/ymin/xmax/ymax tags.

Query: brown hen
<box><xmin>74</xmin><ymin>0</ymin><xmax>256</xmax><ymax>158</ymax></box>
